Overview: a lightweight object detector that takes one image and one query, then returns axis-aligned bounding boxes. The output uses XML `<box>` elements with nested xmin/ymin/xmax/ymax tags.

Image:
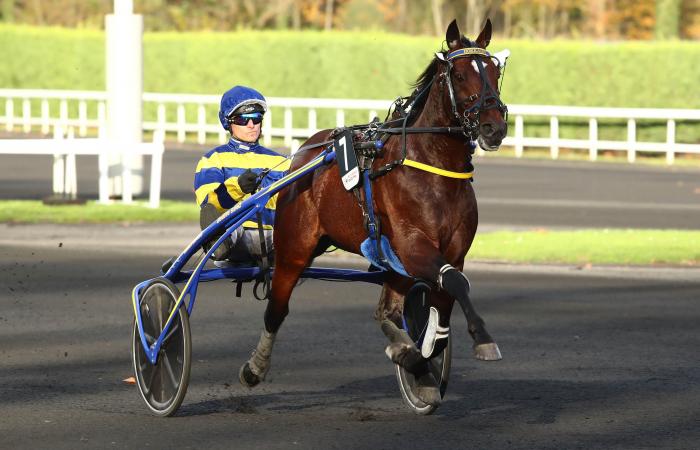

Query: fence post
<box><xmin>5</xmin><ymin>98</ymin><xmax>13</xmax><ymax>132</ymax></box>
<box><xmin>121</xmin><ymin>144</ymin><xmax>133</xmax><ymax>204</ymax></box>
<box><xmin>98</xmin><ymin>101</ymin><xmax>106</xmax><ymax>134</ymax></box>
<box><xmin>308</xmin><ymin>108</ymin><xmax>317</xmax><ymax>136</ymax></box>
<box><xmin>98</xmin><ymin>143</ymin><xmax>110</xmax><ymax>204</ymax></box>
<box><xmin>197</xmin><ymin>103</ymin><xmax>206</xmax><ymax>145</ymax></box>
<box><xmin>149</xmin><ymin>130</ymin><xmax>164</xmax><ymax>208</ymax></box>
<box><xmin>65</xmin><ymin>127</ymin><xmax>77</xmax><ymax>200</ymax></box>
<box><xmin>263</xmin><ymin>109</ymin><xmax>272</xmax><ymax>146</ymax></box>
<box><xmin>588</xmin><ymin>118</ymin><xmax>598</xmax><ymax>161</ymax></box>
<box><xmin>514</xmin><ymin>115</ymin><xmax>523</xmax><ymax>158</ymax></box>
<box><xmin>291</xmin><ymin>139</ymin><xmax>300</xmax><ymax>155</ymax></box>
<box><xmin>336</xmin><ymin>109</ymin><xmax>345</xmax><ymax>127</ymax></box>
<box><xmin>666</xmin><ymin>119</ymin><xmax>675</xmax><ymax>165</ymax></box>
<box><xmin>627</xmin><ymin>118</ymin><xmax>636</xmax><ymax>163</ymax></box>
<box><xmin>52</xmin><ymin>125</ymin><xmax>65</xmax><ymax>195</ymax></box>
<box><xmin>550</xmin><ymin>116</ymin><xmax>559</xmax><ymax>159</ymax></box>
<box><xmin>284</xmin><ymin>107</ymin><xmax>293</xmax><ymax>148</ymax></box>
<box><xmin>22</xmin><ymin>99</ymin><xmax>31</xmax><ymax>133</ymax></box>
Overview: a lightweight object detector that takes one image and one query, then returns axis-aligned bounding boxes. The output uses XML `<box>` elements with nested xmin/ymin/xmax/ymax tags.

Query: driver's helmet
<box><xmin>218</xmin><ymin>85</ymin><xmax>268</xmax><ymax>130</ymax></box>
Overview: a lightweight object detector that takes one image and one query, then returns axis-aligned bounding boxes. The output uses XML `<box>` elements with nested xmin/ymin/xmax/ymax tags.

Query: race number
<box><xmin>334</xmin><ymin>129</ymin><xmax>360</xmax><ymax>191</ymax></box>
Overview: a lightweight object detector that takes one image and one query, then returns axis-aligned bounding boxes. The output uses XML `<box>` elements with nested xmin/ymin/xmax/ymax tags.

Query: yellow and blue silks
<box><xmin>194</xmin><ymin>138</ymin><xmax>291</xmax><ymax>230</ymax></box>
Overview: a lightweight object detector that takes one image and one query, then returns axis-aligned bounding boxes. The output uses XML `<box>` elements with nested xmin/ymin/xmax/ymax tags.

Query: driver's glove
<box><xmin>237</xmin><ymin>169</ymin><xmax>259</xmax><ymax>194</ymax></box>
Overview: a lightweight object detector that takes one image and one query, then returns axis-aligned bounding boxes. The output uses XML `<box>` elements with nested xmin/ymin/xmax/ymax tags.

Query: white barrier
<box><xmin>0</xmin><ymin>125</ymin><xmax>165</xmax><ymax>208</ymax></box>
<box><xmin>1</xmin><ymin>89</ymin><xmax>699</xmax><ymax>165</ymax></box>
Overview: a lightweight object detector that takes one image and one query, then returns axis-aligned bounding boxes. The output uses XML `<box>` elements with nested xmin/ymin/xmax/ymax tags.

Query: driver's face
<box><xmin>231</xmin><ymin>119</ymin><xmax>261</xmax><ymax>143</ymax></box>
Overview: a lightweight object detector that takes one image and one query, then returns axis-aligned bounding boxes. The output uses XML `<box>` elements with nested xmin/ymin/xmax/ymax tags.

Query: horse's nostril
<box><xmin>480</xmin><ymin>123</ymin><xmax>495</xmax><ymax>137</ymax></box>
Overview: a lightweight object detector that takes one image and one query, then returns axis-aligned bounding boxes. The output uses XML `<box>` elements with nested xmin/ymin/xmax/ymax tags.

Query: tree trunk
<box><xmin>2</xmin><ymin>0</ymin><xmax>13</xmax><ymax>22</ymax></box>
<box><xmin>324</xmin><ymin>0</ymin><xmax>334</xmax><ymax>31</ymax></box>
<box><xmin>431</xmin><ymin>0</ymin><xmax>443</xmax><ymax>36</ymax></box>
<box><xmin>655</xmin><ymin>0</ymin><xmax>680</xmax><ymax>39</ymax></box>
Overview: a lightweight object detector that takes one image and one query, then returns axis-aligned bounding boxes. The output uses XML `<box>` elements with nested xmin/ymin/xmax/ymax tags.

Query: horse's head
<box><xmin>438</xmin><ymin>19</ymin><xmax>509</xmax><ymax>151</ymax></box>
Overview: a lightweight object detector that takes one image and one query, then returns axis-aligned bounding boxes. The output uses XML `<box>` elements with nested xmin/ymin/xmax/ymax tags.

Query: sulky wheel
<box><xmin>131</xmin><ymin>277</ymin><xmax>191</xmax><ymax>417</ymax></box>
<box><xmin>395</xmin><ymin>284</ymin><xmax>452</xmax><ymax>415</ymax></box>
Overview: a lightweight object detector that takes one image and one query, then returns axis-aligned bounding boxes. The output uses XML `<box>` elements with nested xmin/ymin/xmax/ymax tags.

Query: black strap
<box><xmin>253</xmin><ymin>211</ymin><xmax>271</xmax><ymax>301</ymax></box>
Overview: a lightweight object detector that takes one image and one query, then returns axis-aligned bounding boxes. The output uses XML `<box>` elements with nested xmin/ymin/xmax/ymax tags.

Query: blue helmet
<box><xmin>218</xmin><ymin>85</ymin><xmax>268</xmax><ymax>130</ymax></box>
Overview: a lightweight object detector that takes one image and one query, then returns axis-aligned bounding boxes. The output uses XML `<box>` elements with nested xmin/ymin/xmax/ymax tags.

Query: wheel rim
<box><xmin>132</xmin><ymin>280</ymin><xmax>190</xmax><ymax>415</ymax></box>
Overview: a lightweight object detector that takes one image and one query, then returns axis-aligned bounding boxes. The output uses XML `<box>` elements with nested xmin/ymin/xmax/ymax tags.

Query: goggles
<box><xmin>229</xmin><ymin>112</ymin><xmax>264</xmax><ymax>126</ymax></box>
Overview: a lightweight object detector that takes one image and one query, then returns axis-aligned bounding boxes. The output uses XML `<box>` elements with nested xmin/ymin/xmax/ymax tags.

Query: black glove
<box><xmin>237</xmin><ymin>169</ymin><xmax>259</xmax><ymax>194</ymax></box>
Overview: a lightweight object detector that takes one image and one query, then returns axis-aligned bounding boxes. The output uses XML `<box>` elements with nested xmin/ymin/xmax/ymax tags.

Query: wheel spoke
<box><xmin>143</xmin><ymin>331</ymin><xmax>156</xmax><ymax>346</ymax></box>
<box><xmin>156</xmin><ymin>289</ymin><xmax>165</xmax><ymax>331</ymax></box>
<box><xmin>162</xmin><ymin>352</ymin><xmax>180</xmax><ymax>391</ymax></box>
<box><xmin>144</xmin><ymin>360</ymin><xmax>158</xmax><ymax>395</ymax></box>
<box><xmin>161</xmin><ymin>320</ymin><xmax>180</xmax><ymax>346</ymax></box>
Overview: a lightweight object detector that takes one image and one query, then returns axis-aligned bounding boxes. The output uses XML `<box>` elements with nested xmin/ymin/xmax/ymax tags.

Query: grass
<box><xmin>0</xmin><ymin>200</ymin><xmax>197</xmax><ymax>224</ymax></box>
<box><xmin>1</xmin><ymin>200</ymin><xmax>698</xmax><ymax>266</ymax></box>
<box><xmin>470</xmin><ymin>229</ymin><xmax>700</xmax><ymax>266</ymax></box>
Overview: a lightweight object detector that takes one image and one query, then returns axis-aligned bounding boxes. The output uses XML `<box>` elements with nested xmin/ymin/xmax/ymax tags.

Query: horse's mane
<box><xmin>408</xmin><ymin>56</ymin><xmax>440</xmax><ymax>121</ymax></box>
<box><xmin>394</xmin><ymin>37</ymin><xmax>474</xmax><ymax>124</ymax></box>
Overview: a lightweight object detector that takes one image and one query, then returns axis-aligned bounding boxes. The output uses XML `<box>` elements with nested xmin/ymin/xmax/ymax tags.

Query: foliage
<box><xmin>2</xmin><ymin>25</ymin><xmax>699</xmax><ymax>141</ymax></box>
<box><xmin>1</xmin><ymin>0</ymin><xmax>699</xmax><ymax>40</ymax></box>
<box><xmin>1</xmin><ymin>25</ymin><xmax>698</xmax><ymax>107</ymax></box>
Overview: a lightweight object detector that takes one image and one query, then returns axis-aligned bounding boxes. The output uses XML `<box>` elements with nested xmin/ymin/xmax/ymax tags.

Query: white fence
<box><xmin>0</xmin><ymin>122</ymin><xmax>165</xmax><ymax>207</ymax></box>
<box><xmin>2</xmin><ymin>89</ymin><xmax>700</xmax><ymax>165</ymax></box>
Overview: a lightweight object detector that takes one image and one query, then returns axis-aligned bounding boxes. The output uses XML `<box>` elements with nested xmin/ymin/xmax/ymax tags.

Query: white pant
<box><xmin>227</xmin><ymin>227</ymin><xmax>274</xmax><ymax>263</ymax></box>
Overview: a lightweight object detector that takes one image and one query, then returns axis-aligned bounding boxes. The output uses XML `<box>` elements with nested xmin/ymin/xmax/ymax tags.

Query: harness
<box><xmin>338</xmin><ymin>41</ymin><xmax>507</xmax><ymax>275</ymax></box>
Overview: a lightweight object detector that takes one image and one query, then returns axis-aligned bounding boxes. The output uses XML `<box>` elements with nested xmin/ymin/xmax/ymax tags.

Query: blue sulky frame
<box><xmin>131</xmin><ymin>146</ymin><xmax>386</xmax><ymax>366</ymax></box>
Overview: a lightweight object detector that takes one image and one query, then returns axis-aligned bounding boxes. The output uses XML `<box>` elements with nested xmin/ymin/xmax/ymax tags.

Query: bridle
<box><xmin>294</xmin><ymin>41</ymin><xmax>510</xmax><ymax>180</ymax></box>
<box><xmin>436</xmin><ymin>40</ymin><xmax>508</xmax><ymax>141</ymax></box>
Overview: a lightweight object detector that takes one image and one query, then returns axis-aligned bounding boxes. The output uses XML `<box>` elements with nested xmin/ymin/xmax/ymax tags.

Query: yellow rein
<box><xmin>402</xmin><ymin>158</ymin><xmax>473</xmax><ymax>179</ymax></box>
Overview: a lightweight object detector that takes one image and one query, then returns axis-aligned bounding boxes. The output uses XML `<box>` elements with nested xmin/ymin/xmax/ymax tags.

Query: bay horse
<box><xmin>240</xmin><ymin>19</ymin><xmax>508</xmax><ymax>407</ymax></box>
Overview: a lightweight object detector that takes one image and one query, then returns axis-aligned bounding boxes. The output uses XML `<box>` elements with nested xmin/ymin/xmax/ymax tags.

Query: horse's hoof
<box><xmin>415</xmin><ymin>372</ymin><xmax>441</xmax><ymax>406</ymax></box>
<box><xmin>239</xmin><ymin>362</ymin><xmax>262</xmax><ymax>387</ymax></box>
<box><xmin>473</xmin><ymin>342</ymin><xmax>502</xmax><ymax>361</ymax></box>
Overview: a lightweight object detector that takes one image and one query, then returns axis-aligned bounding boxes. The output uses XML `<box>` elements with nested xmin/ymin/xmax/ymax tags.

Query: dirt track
<box><xmin>1</xmin><ymin>224</ymin><xmax>699</xmax><ymax>449</ymax></box>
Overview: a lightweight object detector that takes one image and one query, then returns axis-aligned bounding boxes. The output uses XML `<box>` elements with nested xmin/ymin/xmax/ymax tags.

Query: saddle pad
<box><xmin>360</xmin><ymin>235</ymin><xmax>409</xmax><ymax>277</ymax></box>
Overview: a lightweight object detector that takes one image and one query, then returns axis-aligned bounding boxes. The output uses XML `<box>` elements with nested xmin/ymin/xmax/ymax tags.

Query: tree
<box><xmin>655</xmin><ymin>0</ymin><xmax>680</xmax><ymax>39</ymax></box>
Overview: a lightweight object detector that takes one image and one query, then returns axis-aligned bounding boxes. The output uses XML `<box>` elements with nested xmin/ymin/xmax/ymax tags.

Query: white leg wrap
<box><xmin>248</xmin><ymin>329</ymin><xmax>276</xmax><ymax>379</ymax></box>
<box><xmin>437</xmin><ymin>264</ymin><xmax>454</xmax><ymax>290</ymax></box>
<box><xmin>421</xmin><ymin>307</ymin><xmax>450</xmax><ymax>358</ymax></box>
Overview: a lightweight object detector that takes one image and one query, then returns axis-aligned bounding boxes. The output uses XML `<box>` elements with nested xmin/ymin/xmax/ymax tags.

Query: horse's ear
<box><xmin>476</xmin><ymin>18</ymin><xmax>492</xmax><ymax>49</ymax></box>
<box><xmin>446</xmin><ymin>19</ymin><xmax>461</xmax><ymax>50</ymax></box>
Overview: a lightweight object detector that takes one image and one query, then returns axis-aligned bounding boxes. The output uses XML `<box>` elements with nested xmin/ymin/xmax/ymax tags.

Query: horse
<box><xmin>239</xmin><ymin>19</ymin><xmax>508</xmax><ymax>407</ymax></box>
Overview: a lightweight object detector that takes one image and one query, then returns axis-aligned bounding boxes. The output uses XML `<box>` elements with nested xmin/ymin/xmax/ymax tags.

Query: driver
<box><xmin>194</xmin><ymin>85</ymin><xmax>290</xmax><ymax>264</ymax></box>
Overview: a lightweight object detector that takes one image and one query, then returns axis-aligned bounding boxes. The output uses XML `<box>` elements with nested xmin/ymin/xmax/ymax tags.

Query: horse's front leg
<box><xmin>436</xmin><ymin>262</ymin><xmax>502</xmax><ymax>360</ymax></box>
<box><xmin>400</xmin><ymin>243</ymin><xmax>502</xmax><ymax>362</ymax></box>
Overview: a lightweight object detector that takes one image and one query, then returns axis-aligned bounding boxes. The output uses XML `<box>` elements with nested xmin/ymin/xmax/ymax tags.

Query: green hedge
<box><xmin>3</xmin><ymin>25</ymin><xmax>699</xmax><ymax>141</ymax></box>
